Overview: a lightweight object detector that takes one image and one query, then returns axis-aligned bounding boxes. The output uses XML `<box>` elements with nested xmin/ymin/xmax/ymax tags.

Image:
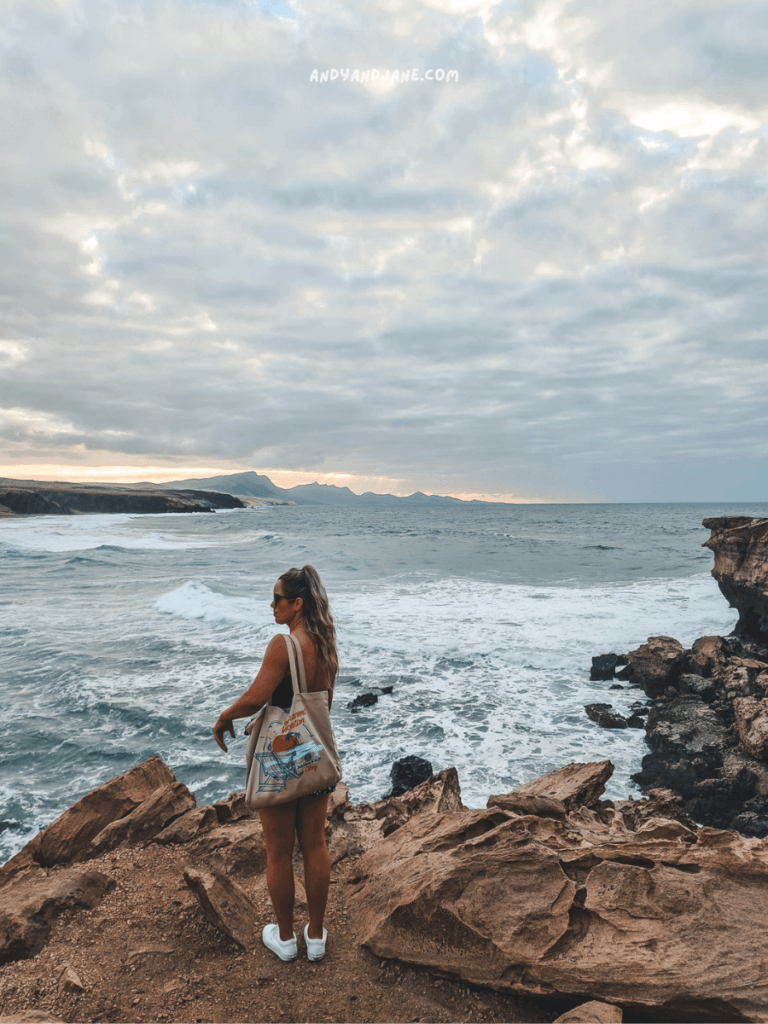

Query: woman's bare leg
<box><xmin>296</xmin><ymin>791</ymin><xmax>331</xmax><ymax>939</ymax></box>
<box><xmin>258</xmin><ymin>801</ymin><xmax>298</xmax><ymax>941</ymax></box>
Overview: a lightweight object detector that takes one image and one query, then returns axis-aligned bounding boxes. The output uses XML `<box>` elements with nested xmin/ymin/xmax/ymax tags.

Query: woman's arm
<box><xmin>212</xmin><ymin>635</ymin><xmax>289</xmax><ymax>752</ymax></box>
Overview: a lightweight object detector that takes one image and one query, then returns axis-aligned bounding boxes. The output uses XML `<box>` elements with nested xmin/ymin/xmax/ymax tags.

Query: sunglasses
<box><xmin>272</xmin><ymin>593</ymin><xmax>293</xmax><ymax>604</ymax></box>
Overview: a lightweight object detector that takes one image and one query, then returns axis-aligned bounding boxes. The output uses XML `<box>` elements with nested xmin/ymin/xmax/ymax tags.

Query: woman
<box><xmin>212</xmin><ymin>565</ymin><xmax>338</xmax><ymax>963</ymax></box>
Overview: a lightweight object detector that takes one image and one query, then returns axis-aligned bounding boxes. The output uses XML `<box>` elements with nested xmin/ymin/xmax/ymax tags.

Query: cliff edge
<box><xmin>703</xmin><ymin>515</ymin><xmax>768</xmax><ymax>638</ymax></box>
<box><xmin>2</xmin><ymin>756</ymin><xmax>767</xmax><ymax>1022</ymax></box>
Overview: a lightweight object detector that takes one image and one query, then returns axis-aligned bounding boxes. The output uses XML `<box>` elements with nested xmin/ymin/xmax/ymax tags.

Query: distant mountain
<box><xmin>161</xmin><ymin>471</ymin><xmax>490</xmax><ymax>507</ymax></box>
<box><xmin>159</xmin><ymin>471</ymin><xmax>294</xmax><ymax>502</ymax></box>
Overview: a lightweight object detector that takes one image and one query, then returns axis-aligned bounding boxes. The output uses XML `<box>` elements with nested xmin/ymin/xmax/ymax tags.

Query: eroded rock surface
<box><xmin>703</xmin><ymin>516</ymin><xmax>768</xmax><ymax>639</ymax></box>
<box><xmin>497</xmin><ymin>761</ymin><xmax>614</xmax><ymax>812</ymax></box>
<box><xmin>346</xmin><ymin>801</ymin><xmax>768</xmax><ymax>1021</ymax></box>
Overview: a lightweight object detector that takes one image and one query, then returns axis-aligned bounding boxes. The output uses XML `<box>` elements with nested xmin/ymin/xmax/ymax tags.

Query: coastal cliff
<box><xmin>2</xmin><ymin>756</ymin><xmax>767</xmax><ymax>1022</ymax></box>
<box><xmin>703</xmin><ymin>516</ymin><xmax>768</xmax><ymax>638</ymax></box>
<box><xmin>0</xmin><ymin>480</ymin><xmax>246</xmax><ymax>517</ymax></box>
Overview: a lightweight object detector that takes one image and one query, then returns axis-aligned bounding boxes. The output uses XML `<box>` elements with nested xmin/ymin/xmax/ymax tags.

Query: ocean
<box><xmin>2</xmin><ymin>501</ymin><xmax>765</xmax><ymax>865</ymax></box>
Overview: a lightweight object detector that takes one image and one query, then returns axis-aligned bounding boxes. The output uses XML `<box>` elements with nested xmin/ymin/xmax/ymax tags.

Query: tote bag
<box><xmin>244</xmin><ymin>633</ymin><xmax>342</xmax><ymax>809</ymax></box>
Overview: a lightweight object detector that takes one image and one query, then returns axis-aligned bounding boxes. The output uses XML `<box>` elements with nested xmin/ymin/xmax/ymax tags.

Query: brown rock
<box><xmin>328</xmin><ymin>782</ymin><xmax>352</xmax><ymax>823</ymax></box>
<box><xmin>189</xmin><ymin>819</ymin><xmax>267</xmax><ymax>876</ymax></box>
<box><xmin>486</xmin><ymin>793</ymin><xmax>566</xmax><ymax>819</ymax></box>
<box><xmin>57</xmin><ymin>964</ymin><xmax>85</xmax><ymax>994</ymax></box>
<box><xmin>153</xmin><ymin>805</ymin><xmax>218</xmax><ymax>845</ymax></box>
<box><xmin>346</xmin><ymin>790</ymin><xmax>768</xmax><ymax>1020</ymax></box>
<box><xmin>85</xmin><ymin>781</ymin><xmax>196</xmax><ymax>857</ymax></box>
<box><xmin>733</xmin><ymin>697</ymin><xmax>768</xmax><ymax>761</ymax></box>
<box><xmin>687</xmin><ymin>635</ymin><xmax>730</xmax><ymax>680</ymax></box>
<box><xmin>0</xmin><ymin>756</ymin><xmax>175</xmax><ymax>879</ymax></box>
<box><xmin>703</xmin><ymin>517</ymin><xmax>768</xmax><ymax>638</ymax></box>
<box><xmin>345</xmin><ymin>768</ymin><xmax>464</xmax><ymax>838</ymax></box>
<box><xmin>553</xmin><ymin>1001</ymin><xmax>623</xmax><ymax>1023</ymax></box>
<box><xmin>625</xmin><ymin>636</ymin><xmax>685</xmax><ymax>696</ymax></box>
<box><xmin>213</xmin><ymin>791</ymin><xmax>253</xmax><ymax>824</ymax></box>
<box><xmin>0</xmin><ymin>869</ymin><xmax>115</xmax><ymax>964</ymax></box>
<box><xmin>609</xmin><ymin>788</ymin><xmax>697</xmax><ymax>832</ymax></box>
<box><xmin>182</xmin><ymin>867</ymin><xmax>259</xmax><ymax>949</ymax></box>
<box><xmin>499</xmin><ymin>761</ymin><xmax>613</xmax><ymax>812</ymax></box>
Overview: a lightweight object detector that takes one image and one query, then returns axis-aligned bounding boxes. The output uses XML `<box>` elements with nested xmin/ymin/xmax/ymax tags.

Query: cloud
<box><xmin>0</xmin><ymin>0</ymin><xmax>766</xmax><ymax>500</ymax></box>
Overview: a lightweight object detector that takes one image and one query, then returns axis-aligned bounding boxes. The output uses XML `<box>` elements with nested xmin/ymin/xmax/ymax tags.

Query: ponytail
<box><xmin>278</xmin><ymin>565</ymin><xmax>338</xmax><ymax>686</ymax></box>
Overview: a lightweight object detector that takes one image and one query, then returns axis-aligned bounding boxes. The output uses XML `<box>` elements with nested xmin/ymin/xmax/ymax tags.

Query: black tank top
<box><xmin>269</xmin><ymin>673</ymin><xmax>294</xmax><ymax>711</ymax></box>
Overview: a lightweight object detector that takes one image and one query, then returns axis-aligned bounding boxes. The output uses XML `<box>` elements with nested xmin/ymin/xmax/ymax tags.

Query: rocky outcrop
<box><xmin>6</xmin><ymin>754</ymin><xmax>766</xmax><ymax>1021</ymax></box>
<box><xmin>0</xmin><ymin>479</ymin><xmax>246</xmax><ymax>517</ymax></box>
<box><xmin>346</xmin><ymin>796</ymin><xmax>768</xmax><ymax>1021</ymax></box>
<box><xmin>0</xmin><ymin>869</ymin><xmax>115</xmax><ymax>963</ymax></box>
<box><xmin>0</xmin><ymin>756</ymin><xmax>176</xmax><ymax>883</ymax></box>
<box><xmin>703</xmin><ymin>516</ymin><xmax>768</xmax><ymax>638</ymax></box>
<box><xmin>625</xmin><ymin>635</ymin><xmax>768</xmax><ymax>835</ymax></box>
<box><xmin>585</xmin><ymin>519</ymin><xmax>768</xmax><ymax>836</ymax></box>
<box><xmin>84</xmin><ymin>781</ymin><xmax>196</xmax><ymax>857</ymax></box>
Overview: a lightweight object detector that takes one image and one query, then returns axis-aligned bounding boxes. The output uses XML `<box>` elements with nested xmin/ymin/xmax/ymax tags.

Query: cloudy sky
<box><xmin>1</xmin><ymin>0</ymin><xmax>766</xmax><ymax>501</ymax></box>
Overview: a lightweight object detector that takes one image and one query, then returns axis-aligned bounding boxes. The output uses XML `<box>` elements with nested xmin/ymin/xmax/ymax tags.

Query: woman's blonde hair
<box><xmin>279</xmin><ymin>565</ymin><xmax>338</xmax><ymax>686</ymax></box>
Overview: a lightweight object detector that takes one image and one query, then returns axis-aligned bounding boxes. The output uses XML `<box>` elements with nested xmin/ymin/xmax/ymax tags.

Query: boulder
<box><xmin>590</xmin><ymin>654</ymin><xmax>621</xmax><ymax>681</ymax></box>
<box><xmin>84</xmin><ymin>781</ymin><xmax>196</xmax><ymax>857</ymax></box>
<box><xmin>678</xmin><ymin>672</ymin><xmax>718</xmax><ymax>703</ymax></box>
<box><xmin>687</xmin><ymin>635</ymin><xmax>731</xmax><ymax>680</ymax></box>
<box><xmin>0</xmin><ymin>869</ymin><xmax>115</xmax><ymax>964</ymax></box>
<box><xmin>213</xmin><ymin>791</ymin><xmax>253</xmax><ymax>824</ymax></box>
<box><xmin>389</xmin><ymin>755</ymin><xmax>433</xmax><ymax>797</ymax></box>
<box><xmin>347</xmin><ymin>693</ymin><xmax>379</xmax><ymax>712</ymax></box>
<box><xmin>733</xmin><ymin>697</ymin><xmax>768</xmax><ymax>761</ymax></box>
<box><xmin>188</xmin><ymin>819</ymin><xmax>267</xmax><ymax>877</ymax></box>
<box><xmin>553</xmin><ymin>1001</ymin><xmax>622</xmax><ymax>1023</ymax></box>
<box><xmin>585</xmin><ymin>704</ymin><xmax>628</xmax><ymax>729</ymax></box>
<box><xmin>153</xmin><ymin>805</ymin><xmax>218</xmax><ymax>845</ymax></box>
<box><xmin>625</xmin><ymin>637</ymin><xmax>685</xmax><ymax>697</ymax></box>
<box><xmin>703</xmin><ymin>516</ymin><xmax>768</xmax><ymax>639</ymax></box>
<box><xmin>182</xmin><ymin>867</ymin><xmax>259</xmax><ymax>950</ymax></box>
<box><xmin>500</xmin><ymin>761</ymin><xmax>613</xmax><ymax>813</ymax></box>
<box><xmin>346</xmin><ymin>794</ymin><xmax>768</xmax><ymax>1021</ymax></box>
<box><xmin>0</xmin><ymin>756</ymin><xmax>175</xmax><ymax>880</ymax></box>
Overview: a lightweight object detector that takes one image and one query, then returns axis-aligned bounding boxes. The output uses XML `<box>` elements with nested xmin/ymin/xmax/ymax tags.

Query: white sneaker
<box><xmin>304</xmin><ymin>923</ymin><xmax>328</xmax><ymax>961</ymax></box>
<box><xmin>262</xmin><ymin>923</ymin><xmax>297</xmax><ymax>961</ymax></box>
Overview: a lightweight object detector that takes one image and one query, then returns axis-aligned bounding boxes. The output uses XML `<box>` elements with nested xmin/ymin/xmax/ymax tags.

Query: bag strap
<box><xmin>283</xmin><ymin>633</ymin><xmax>308</xmax><ymax>695</ymax></box>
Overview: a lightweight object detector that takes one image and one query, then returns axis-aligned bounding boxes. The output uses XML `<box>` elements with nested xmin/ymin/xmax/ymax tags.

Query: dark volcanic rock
<box><xmin>389</xmin><ymin>755</ymin><xmax>433</xmax><ymax>797</ymax></box>
<box><xmin>585</xmin><ymin>704</ymin><xmax>628</xmax><ymax>729</ymax></box>
<box><xmin>703</xmin><ymin>516</ymin><xmax>768</xmax><ymax>639</ymax></box>
<box><xmin>347</xmin><ymin>692</ymin><xmax>379</xmax><ymax>712</ymax></box>
<box><xmin>590</xmin><ymin>653</ymin><xmax>620</xmax><ymax>681</ymax></box>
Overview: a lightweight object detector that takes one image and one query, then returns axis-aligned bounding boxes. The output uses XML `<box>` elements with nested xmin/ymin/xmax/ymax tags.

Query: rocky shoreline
<box><xmin>2</xmin><ymin>750</ymin><xmax>768</xmax><ymax>1023</ymax></box>
<box><xmin>586</xmin><ymin>516</ymin><xmax>768</xmax><ymax>839</ymax></box>
<box><xmin>0</xmin><ymin>480</ymin><xmax>247</xmax><ymax>517</ymax></box>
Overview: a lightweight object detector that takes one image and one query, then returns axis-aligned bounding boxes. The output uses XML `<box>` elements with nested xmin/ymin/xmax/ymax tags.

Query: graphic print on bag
<box><xmin>253</xmin><ymin>712</ymin><xmax>324</xmax><ymax>793</ymax></box>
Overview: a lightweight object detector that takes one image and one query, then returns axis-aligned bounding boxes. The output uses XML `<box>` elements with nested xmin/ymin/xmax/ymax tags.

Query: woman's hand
<box><xmin>213</xmin><ymin>716</ymin><xmax>235</xmax><ymax>752</ymax></box>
